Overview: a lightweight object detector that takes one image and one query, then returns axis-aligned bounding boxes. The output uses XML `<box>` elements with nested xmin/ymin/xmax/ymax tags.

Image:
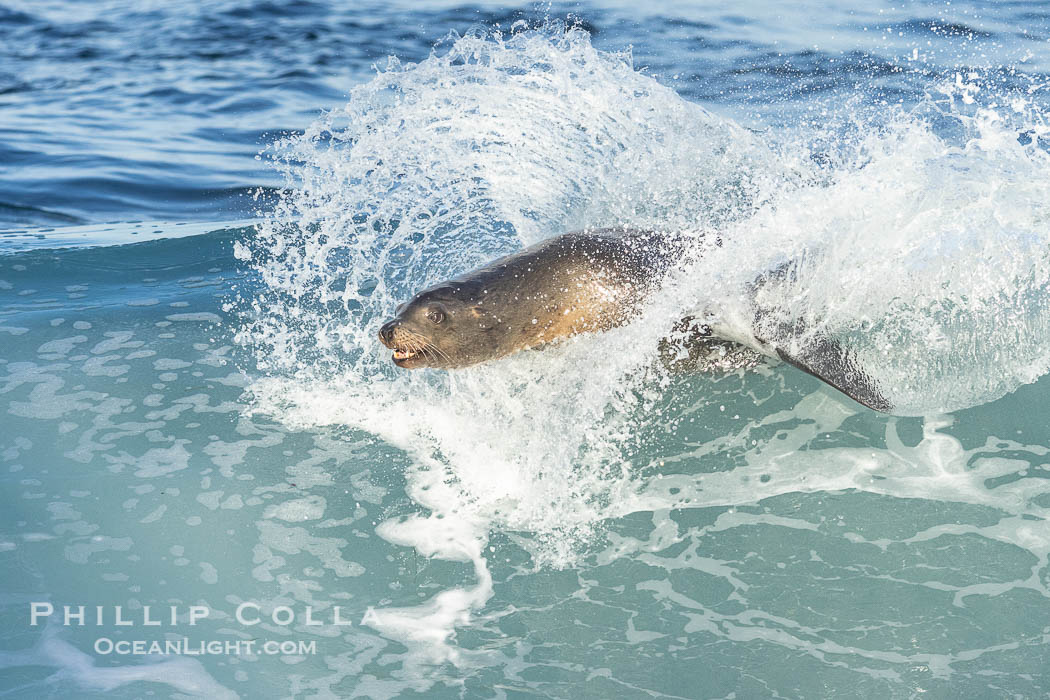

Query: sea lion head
<box><xmin>378</xmin><ymin>282</ymin><xmax>498</xmax><ymax>369</ymax></box>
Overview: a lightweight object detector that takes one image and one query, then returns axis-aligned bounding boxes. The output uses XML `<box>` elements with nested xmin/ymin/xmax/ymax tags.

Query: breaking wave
<box><xmin>236</xmin><ymin>24</ymin><xmax>1050</xmax><ymax>664</ymax></box>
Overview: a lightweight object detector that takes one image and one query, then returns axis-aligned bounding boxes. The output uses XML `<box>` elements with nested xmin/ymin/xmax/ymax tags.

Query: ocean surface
<box><xmin>3</xmin><ymin>1</ymin><xmax>1050</xmax><ymax>697</ymax></box>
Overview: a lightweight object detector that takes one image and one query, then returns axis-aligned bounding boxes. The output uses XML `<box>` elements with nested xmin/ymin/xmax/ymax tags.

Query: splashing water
<box><xmin>715</xmin><ymin>92</ymin><xmax>1050</xmax><ymax>415</ymax></box>
<box><xmin>238</xmin><ymin>24</ymin><xmax>1050</xmax><ymax>663</ymax></box>
<box><xmin>241</xmin><ymin>26</ymin><xmax>783</xmax><ymax>542</ymax></box>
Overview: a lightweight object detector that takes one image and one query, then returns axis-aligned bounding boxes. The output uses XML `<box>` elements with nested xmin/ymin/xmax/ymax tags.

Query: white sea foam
<box><xmin>239</xmin><ymin>24</ymin><xmax>1050</xmax><ymax>674</ymax></box>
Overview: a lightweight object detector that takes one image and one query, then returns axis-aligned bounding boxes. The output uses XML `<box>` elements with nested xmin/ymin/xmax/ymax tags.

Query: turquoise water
<box><xmin>4</xmin><ymin>1</ymin><xmax>1050</xmax><ymax>698</ymax></box>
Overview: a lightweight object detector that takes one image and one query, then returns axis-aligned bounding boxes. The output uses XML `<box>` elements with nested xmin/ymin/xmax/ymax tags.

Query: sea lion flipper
<box><xmin>775</xmin><ymin>336</ymin><xmax>893</xmax><ymax>413</ymax></box>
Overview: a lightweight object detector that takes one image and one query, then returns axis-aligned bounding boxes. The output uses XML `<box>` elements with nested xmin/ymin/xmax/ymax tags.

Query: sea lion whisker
<box><xmin>398</xmin><ymin>331</ymin><xmax>427</xmax><ymax>354</ymax></box>
<box><xmin>425</xmin><ymin>342</ymin><xmax>452</xmax><ymax>363</ymax></box>
<box><xmin>411</xmin><ymin>338</ymin><xmax>430</xmax><ymax>355</ymax></box>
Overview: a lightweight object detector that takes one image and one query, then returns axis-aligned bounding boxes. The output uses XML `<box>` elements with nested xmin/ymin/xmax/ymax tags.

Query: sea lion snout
<box><xmin>377</xmin><ymin>317</ymin><xmax>420</xmax><ymax>366</ymax></box>
<box><xmin>378</xmin><ymin>319</ymin><xmax>398</xmax><ymax>347</ymax></box>
<box><xmin>378</xmin><ymin>308</ymin><xmax>448</xmax><ymax>368</ymax></box>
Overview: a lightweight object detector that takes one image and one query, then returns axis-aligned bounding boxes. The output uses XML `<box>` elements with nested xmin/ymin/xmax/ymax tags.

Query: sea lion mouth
<box><xmin>387</xmin><ymin>340</ymin><xmax>426</xmax><ymax>368</ymax></box>
<box><xmin>379</xmin><ymin>321</ymin><xmax>435</xmax><ymax>368</ymax></box>
<box><xmin>389</xmin><ymin>342</ymin><xmax>428</xmax><ymax>368</ymax></box>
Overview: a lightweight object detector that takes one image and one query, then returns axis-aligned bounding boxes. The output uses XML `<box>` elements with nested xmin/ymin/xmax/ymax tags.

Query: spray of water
<box><xmin>237</xmin><ymin>24</ymin><xmax>1050</xmax><ymax>665</ymax></box>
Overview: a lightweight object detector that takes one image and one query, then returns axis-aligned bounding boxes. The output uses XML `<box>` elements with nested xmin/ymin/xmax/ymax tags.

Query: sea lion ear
<box><xmin>470</xmin><ymin>306</ymin><xmax>495</xmax><ymax>330</ymax></box>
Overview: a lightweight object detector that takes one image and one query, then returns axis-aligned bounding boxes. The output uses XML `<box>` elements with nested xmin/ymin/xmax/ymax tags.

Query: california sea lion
<box><xmin>378</xmin><ymin>228</ymin><xmax>892</xmax><ymax>412</ymax></box>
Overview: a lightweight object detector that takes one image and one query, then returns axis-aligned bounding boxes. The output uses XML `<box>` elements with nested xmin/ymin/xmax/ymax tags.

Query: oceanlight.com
<box><xmin>94</xmin><ymin>638</ymin><xmax>317</xmax><ymax>656</ymax></box>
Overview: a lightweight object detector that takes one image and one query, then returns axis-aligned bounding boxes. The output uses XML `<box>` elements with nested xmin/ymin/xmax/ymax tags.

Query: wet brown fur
<box><xmin>379</xmin><ymin>228</ymin><xmax>688</xmax><ymax>368</ymax></box>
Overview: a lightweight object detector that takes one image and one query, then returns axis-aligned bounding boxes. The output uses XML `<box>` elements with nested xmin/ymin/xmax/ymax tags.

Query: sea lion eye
<box><xmin>426</xmin><ymin>307</ymin><xmax>445</xmax><ymax>324</ymax></box>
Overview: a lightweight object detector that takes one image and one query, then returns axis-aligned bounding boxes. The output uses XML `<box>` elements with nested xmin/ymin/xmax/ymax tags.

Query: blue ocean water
<box><xmin>4</xmin><ymin>1</ymin><xmax>1050</xmax><ymax>698</ymax></box>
